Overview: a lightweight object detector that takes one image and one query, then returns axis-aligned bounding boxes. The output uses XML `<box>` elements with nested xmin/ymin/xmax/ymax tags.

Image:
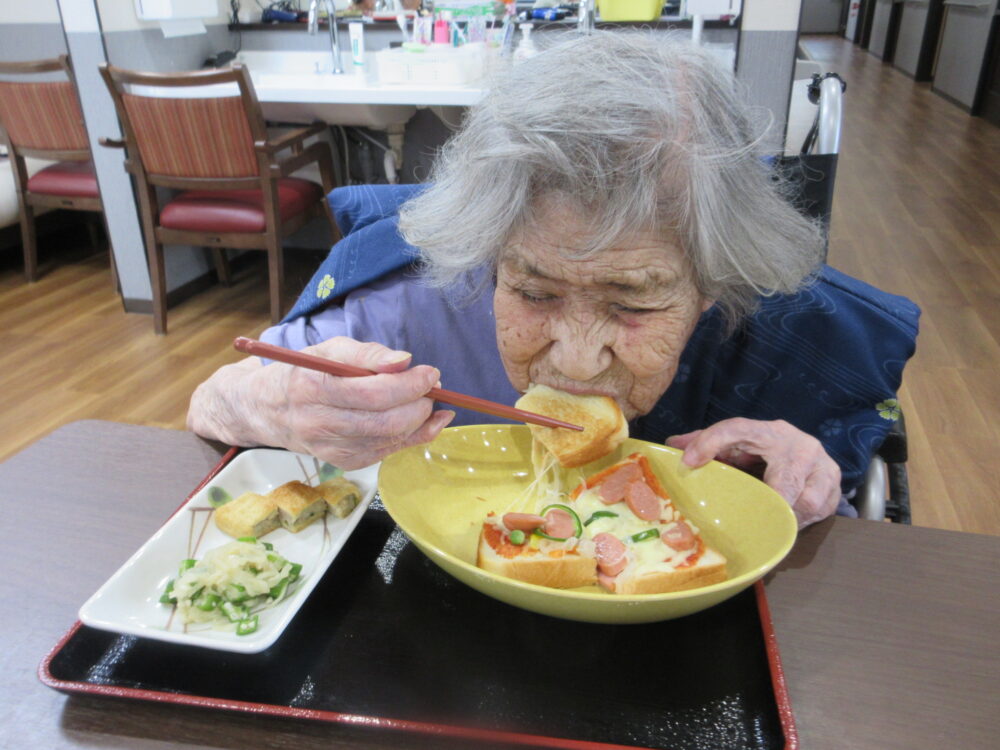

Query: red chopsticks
<box><xmin>233</xmin><ymin>337</ymin><xmax>584</xmax><ymax>432</ymax></box>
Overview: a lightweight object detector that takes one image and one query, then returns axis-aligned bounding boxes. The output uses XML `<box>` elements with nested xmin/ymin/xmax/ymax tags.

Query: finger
<box><xmin>793</xmin><ymin>466</ymin><xmax>842</xmax><ymax>528</ymax></box>
<box><xmin>320</xmin><ymin>410</ymin><xmax>456</xmax><ymax>471</ymax></box>
<box><xmin>292</xmin><ymin>361</ymin><xmax>441</xmax><ymax>413</ymax></box>
<box><xmin>762</xmin><ymin>461</ymin><xmax>809</xmax><ymax>507</ymax></box>
<box><xmin>315</xmin><ymin>393</ymin><xmax>438</xmax><ymax>441</ymax></box>
<box><xmin>399</xmin><ymin>409</ymin><xmax>456</xmax><ymax>449</ymax></box>
<box><xmin>665</xmin><ymin>430</ymin><xmax>702</xmax><ymax>450</ymax></box>
<box><xmin>676</xmin><ymin>418</ymin><xmax>768</xmax><ymax>467</ymax></box>
<box><xmin>306</xmin><ymin>336</ymin><xmax>414</xmax><ymax>374</ymax></box>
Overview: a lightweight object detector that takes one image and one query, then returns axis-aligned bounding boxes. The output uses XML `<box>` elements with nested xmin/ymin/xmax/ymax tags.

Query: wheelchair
<box><xmin>780</xmin><ymin>66</ymin><xmax>911</xmax><ymax>524</ymax></box>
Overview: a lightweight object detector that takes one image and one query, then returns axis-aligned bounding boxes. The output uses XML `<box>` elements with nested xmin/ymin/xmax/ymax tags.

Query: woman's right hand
<box><xmin>187</xmin><ymin>336</ymin><xmax>455</xmax><ymax>469</ymax></box>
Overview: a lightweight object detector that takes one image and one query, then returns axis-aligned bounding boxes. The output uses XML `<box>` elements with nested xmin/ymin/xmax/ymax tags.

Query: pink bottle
<box><xmin>433</xmin><ymin>12</ymin><xmax>450</xmax><ymax>44</ymax></box>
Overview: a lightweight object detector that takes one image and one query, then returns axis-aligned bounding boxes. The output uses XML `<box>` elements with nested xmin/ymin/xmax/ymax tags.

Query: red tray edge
<box><xmin>38</xmin><ymin>444</ymin><xmax>798</xmax><ymax>750</ymax></box>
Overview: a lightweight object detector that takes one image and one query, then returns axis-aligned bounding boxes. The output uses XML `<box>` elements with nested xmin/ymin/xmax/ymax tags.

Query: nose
<box><xmin>547</xmin><ymin>308</ymin><xmax>615</xmax><ymax>382</ymax></box>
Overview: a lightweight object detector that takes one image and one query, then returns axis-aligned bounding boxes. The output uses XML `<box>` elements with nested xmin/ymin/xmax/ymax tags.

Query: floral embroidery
<box><xmin>876</xmin><ymin>398</ymin><xmax>901</xmax><ymax>421</ymax></box>
<box><xmin>820</xmin><ymin>418</ymin><xmax>842</xmax><ymax>437</ymax></box>
<box><xmin>316</xmin><ymin>274</ymin><xmax>336</xmax><ymax>299</ymax></box>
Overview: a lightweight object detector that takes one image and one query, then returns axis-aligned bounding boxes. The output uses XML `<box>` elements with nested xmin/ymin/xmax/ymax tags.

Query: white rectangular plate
<box><xmin>79</xmin><ymin>448</ymin><xmax>378</xmax><ymax>654</ymax></box>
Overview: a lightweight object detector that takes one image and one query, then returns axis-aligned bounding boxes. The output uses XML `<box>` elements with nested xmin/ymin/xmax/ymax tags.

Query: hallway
<box><xmin>803</xmin><ymin>34</ymin><xmax>1000</xmax><ymax>534</ymax></box>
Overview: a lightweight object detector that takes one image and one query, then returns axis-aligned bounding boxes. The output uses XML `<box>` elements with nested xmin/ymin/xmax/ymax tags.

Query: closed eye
<box><xmin>612</xmin><ymin>303</ymin><xmax>659</xmax><ymax>315</ymax></box>
<box><xmin>519</xmin><ymin>290</ymin><xmax>557</xmax><ymax>303</ymax></box>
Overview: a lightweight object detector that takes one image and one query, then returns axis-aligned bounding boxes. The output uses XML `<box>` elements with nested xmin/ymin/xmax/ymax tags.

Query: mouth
<box><xmin>529</xmin><ymin>380</ymin><xmax>620</xmax><ymax>402</ymax></box>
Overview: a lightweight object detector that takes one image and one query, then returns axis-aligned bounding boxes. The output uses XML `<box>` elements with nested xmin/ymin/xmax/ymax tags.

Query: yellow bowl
<box><xmin>378</xmin><ymin>425</ymin><xmax>797</xmax><ymax>624</ymax></box>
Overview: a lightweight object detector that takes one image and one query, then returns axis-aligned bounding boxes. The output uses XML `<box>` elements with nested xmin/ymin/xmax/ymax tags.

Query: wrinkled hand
<box><xmin>188</xmin><ymin>336</ymin><xmax>456</xmax><ymax>470</ymax></box>
<box><xmin>666</xmin><ymin>418</ymin><xmax>841</xmax><ymax>528</ymax></box>
<box><xmin>270</xmin><ymin>337</ymin><xmax>456</xmax><ymax>469</ymax></box>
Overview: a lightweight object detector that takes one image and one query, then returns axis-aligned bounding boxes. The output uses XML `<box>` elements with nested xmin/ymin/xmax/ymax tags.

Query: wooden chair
<box><xmin>98</xmin><ymin>63</ymin><xmax>336</xmax><ymax>334</ymax></box>
<box><xmin>0</xmin><ymin>55</ymin><xmax>107</xmax><ymax>282</ymax></box>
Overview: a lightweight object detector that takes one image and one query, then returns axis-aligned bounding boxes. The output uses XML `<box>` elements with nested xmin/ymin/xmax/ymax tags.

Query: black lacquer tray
<box><xmin>41</xmin><ymin>457</ymin><xmax>797</xmax><ymax>750</ymax></box>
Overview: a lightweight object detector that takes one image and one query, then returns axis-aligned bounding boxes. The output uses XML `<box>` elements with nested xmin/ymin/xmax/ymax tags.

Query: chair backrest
<box><xmin>0</xmin><ymin>56</ymin><xmax>90</xmax><ymax>160</ymax></box>
<box><xmin>99</xmin><ymin>64</ymin><xmax>269</xmax><ymax>188</ymax></box>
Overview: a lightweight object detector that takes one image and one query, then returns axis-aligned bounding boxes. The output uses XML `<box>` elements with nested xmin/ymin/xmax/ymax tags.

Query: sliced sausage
<box><xmin>661</xmin><ymin>521</ymin><xmax>695</xmax><ymax>552</ymax></box>
<box><xmin>597</xmin><ymin>463</ymin><xmax>643</xmax><ymax>505</ymax></box>
<box><xmin>624</xmin><ymin>480</ymin><xmax>661</xmax><ymax>521</ymax></box>
<box><xmin>502</xmin><ymin>512</ymin><xmax>545</xmax><ymax>532</ymax></box>
<box><xmin>593</xmin><ymin>532</ymin><xmax>628</xmax><ymax>577</ymax></box>
<box><xmin>597</xmin><ymin>571</ymin><xmax>618</xmax><ymax>592</ymax></box>
<box><xmin>543</xmin><ymin>508</ymin><xmax>577</xmax><ymax>539</ymax></box>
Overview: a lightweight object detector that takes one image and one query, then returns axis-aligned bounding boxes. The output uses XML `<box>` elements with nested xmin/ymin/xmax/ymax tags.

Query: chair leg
<box><xmin>267</xmin><ymin>240</ymin><xmax>285</xmax><ymax>325</ymax></box>
<box><xmin>85</xmin><ymin>215</ymin><xmax>102</xmax><ymax>254</ymax></box>
<box><xmin>146</xmin><ymin>238</ymin><xmax>168</xmax><ymax>335</ymax></box>
<box><xmin>19</xmin><ymin>203</ymin><xmax>39</xmax><ymax>282</ymax></box>
<box><xmin>212</xmin><ymin>248</ymin><xmax>233</xmax><ymax>286</ymax></box>
<box><xmin>109</xmin><ymin>246</ymin><xmax>120</xmax><ymax>293</ymax></box>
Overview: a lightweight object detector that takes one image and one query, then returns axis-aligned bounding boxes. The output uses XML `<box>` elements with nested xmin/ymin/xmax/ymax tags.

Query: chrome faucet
<box><xmin>307</xmin><ymin>0</ymin><xmax>345</xmax><ymax>75</ymax></box>
<box><xmin>577</xmin><ymin>0</ymin><xmax>595</xmax><ymax>33</ymax></box>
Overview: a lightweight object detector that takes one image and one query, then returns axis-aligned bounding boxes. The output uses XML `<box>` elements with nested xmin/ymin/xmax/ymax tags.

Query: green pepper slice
<box><xmin>630</xmin><ymin>528</ymin><xmax>661</xmax><ymax>543</ymax></box>
<box><xmin>584</xmin><ymin>510</ymin><xmax>620</xmax><ymax>527</ymax></box>
<box><xmin>269</xmin><ymin>577</ymin><xmax>290</xmax><ymax>600</ymax></box>
<box><xmin>178</xmin><ymin>558</ymin><xmax>196</xmax><ymax>576</ymax></box>
<box><xmin>159</xmin><ymin>579</ymin><xmax>176</xmax><ymax>604</ymax></box>
<box><xmin>221</xmin><ymin>600</ymin><xmax>249</xmax><ymax>623</ymax></box>
<box><xmin>534</xmin><ymin>504</ymin><xmax>584</xmax><ymax>541</ymax></box>
<box><xmin>225</xmin><ymin>582</ymin><xmax>249</xmax><ymax>602</ymax></box>
<box><xmin>195</xmin><ymin>593</ymin><xmax>222</xmax><ymax>611</ymax></box>
<box><xmin>236</xmin><ymin>615</ymin><xmax>259</xmax><ymax>636</ymax></box>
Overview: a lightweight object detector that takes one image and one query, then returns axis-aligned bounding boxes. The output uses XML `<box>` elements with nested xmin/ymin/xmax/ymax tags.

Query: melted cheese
<box><xmin>502</xmin><ymin>438</ymin><xmax>580</xmax><ymax>515</ymax></box>
<box><xmin>493</xmin><ymin>439</ymin><xmax>702</xmax><ymax>575</ymax></box>
<box><xmin>572</xmin><ymin>486</ymin><xmax>698</xmax><ymax>573</ymax></box>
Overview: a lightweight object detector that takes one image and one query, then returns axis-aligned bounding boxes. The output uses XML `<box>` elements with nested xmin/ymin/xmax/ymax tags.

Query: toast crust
<box><xmin>515</xmin><ymin>384</ymin><xmax>628</xmax><ymax>468</ymax></box>
<box><xmin>477</xmin><ymin>526</ymin><xmax>597</xmax><ymax>588</ymax></box>
<box><xmin>604</xmin><ymin>549</ymin><xmax>728</xmax><ymax>595</ymax></box>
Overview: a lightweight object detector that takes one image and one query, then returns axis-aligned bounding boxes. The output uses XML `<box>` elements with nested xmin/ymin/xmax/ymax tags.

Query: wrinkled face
<box><xmin>494</xmin><ymin>206</ymin><xmax>709</xmax><ymax>421</ymax></box>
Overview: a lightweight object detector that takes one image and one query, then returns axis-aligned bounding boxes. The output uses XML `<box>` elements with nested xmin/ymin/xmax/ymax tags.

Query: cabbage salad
<box><xmin>159</xmin><ymin>538</ymin><xmax>302</xmax><ymax>635</ymax></box>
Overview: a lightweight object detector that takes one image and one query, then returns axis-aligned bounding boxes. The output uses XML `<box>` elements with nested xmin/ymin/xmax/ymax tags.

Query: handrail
<box><xmin>816</xmin><ymin>75</ymin><xmax>843</xmax><ymax>155</ymax></box>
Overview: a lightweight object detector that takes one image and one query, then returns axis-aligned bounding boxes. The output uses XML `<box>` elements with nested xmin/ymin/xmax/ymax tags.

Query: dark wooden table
<box><xmin>2</xmin><ymin>420</ymin><xmax>997</xmax><ymax>749</ymax></box>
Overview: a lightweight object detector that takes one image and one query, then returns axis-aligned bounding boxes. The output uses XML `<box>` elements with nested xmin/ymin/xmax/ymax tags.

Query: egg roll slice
<box><xmin>318</xmin><ymin>476</ymin><xmax>361</xmax><ymax>518</ymax></box>
<box><xmin>270</xmin><ymin>481</ymin><xmax>328</xmax><ymax>533</ymax></box>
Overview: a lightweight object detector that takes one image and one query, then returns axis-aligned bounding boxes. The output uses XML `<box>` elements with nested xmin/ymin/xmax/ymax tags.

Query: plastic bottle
<box><xmin>434</xmin><ymin>11</ymin><xmax>451</xmax><ymax>44</ymax></box>
<box><xmin>349</xmin><ymin>22</ymin><xmax>365</xmax><ymax>66</ymax></box>
<box><xmin>513</xmin><ymin>22</ymin><xmax>536</xmax><ymax>61</ymax></box>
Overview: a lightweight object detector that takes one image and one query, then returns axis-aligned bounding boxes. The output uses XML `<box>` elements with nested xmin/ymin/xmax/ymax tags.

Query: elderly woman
<box><xmin>188</xmin><ymin>33</ymin><xmax>918</xmax><ymax>528</ymax></box>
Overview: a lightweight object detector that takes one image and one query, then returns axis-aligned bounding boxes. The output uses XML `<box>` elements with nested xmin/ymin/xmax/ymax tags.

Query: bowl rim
<box><xmin>379</xmin><ymin>425</ymin><xmax>798</xmax><ymax>605</ymax></box>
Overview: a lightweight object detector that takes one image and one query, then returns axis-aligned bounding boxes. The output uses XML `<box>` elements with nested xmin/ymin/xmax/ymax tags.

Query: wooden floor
<box><xmin>1</xmin><ymin>35</ymin><xmax>998</xmax><ymax>536</ymax></box>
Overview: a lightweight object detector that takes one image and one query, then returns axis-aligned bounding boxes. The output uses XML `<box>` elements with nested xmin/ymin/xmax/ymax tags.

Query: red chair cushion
<box><xmin>26</xmin><ymin>161</ymin><xmax>99</xmax><ymax>198</ymax></box>
<box><xmin>159</xmin><ymin>178</ymin><xmax>324</xmax><ymax>234</ymax></box>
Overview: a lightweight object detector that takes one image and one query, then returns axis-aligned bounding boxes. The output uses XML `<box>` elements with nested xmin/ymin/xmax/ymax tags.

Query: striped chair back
<box><xmin>0</xmin><ymin>80</ymin><xmax>89</xmax><ymax>152</ymax></box>
<box><xmin>120</xmin><ymin>93</ymin><xmax>259</xmax><ymax>179</ymax></box>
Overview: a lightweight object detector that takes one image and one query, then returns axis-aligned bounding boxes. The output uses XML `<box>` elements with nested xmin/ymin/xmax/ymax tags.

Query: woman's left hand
<box><xmin>666</xmin><ymin>418</ymin><xmax>842</xmax><ymax>528</ymax></box>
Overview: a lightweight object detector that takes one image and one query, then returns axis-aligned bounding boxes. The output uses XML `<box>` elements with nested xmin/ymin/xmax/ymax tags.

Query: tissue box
<box><xmin>376</xmin><ymin>44</ymin><xmax>487</xmax><ymax>86</ymax></box>
<box><xmin>597</xmin><ymin>0</ymin><xmax>664</xmax><ymax>21</ymax></box>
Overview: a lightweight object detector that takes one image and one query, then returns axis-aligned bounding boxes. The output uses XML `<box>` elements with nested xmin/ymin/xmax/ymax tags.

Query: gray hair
<box><xmin>398</xmin><ymin>31</ymin><xmax>825</xmax><ymax>327</ymax></box>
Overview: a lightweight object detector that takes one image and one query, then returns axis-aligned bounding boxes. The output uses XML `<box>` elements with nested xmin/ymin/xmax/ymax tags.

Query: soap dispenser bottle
<box><xmin>514</xmin><ymin>22</ymin><xmax>536</xmax><ymax>61</ymax></box>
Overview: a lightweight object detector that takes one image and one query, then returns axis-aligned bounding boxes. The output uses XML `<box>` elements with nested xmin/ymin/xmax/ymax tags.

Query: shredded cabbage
<box><xmin>161</xmin><ymin>539</ymin><xmax>302</xmax><ymax>634</ymax></box>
